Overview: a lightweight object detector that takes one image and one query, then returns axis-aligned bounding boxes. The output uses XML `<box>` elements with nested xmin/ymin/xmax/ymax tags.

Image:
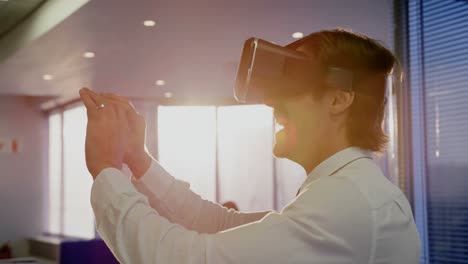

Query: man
<box><xmin>80</xmin><ymin>29</ymin><xmax>421</xmax><ymax>263</ymax></box>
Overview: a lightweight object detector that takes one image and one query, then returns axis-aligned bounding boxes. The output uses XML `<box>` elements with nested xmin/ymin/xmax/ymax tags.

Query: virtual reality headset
<box><xmin>234</xmin><ymin>37</ymin><xmax>354</xmax><ymax>104</ymax></box>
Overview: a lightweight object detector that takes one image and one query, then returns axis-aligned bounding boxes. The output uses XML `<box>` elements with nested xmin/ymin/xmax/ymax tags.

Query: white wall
<box><xmin>0</xmin><ymin>96</ymin><xmax>48</xmax><ymax>243</ymax></box>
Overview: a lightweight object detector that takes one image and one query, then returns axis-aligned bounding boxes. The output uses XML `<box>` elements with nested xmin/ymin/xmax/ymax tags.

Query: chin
<box><xmin>272</xmin><ymin>143</ymin><xmax>288</xmax><ymax>158</ymax></box>
<box><xmin>273</xmin><ymin>126</ymin><xmax>296</xmax><ymax>158</ymax></box>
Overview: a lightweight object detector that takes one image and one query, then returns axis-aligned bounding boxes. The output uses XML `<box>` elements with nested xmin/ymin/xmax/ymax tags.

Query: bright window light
<box><xmin>217</xmin><ymin>105</ymin><xmax>274</xmax><ymax>211</ymax></box>
<box><xmin>63</xmin><ymin>106</ymin><xmax>94</xmax><ymax>238</ymax></box>
<box><xmin>48</xmin><ymin>113</ymin><xmax>62</xmax><ymax>234</ymax></box>
<box><xmin>158</xmin><ymin>106</ymin><xmax>217</xmax><ymax>201</ymax></box>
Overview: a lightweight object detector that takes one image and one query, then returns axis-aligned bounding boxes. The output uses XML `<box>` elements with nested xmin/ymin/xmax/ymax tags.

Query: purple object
<box><xmin>59</xmin><ymin>239</ymin><xmax>118</xmax><ymax>264</ymax></box>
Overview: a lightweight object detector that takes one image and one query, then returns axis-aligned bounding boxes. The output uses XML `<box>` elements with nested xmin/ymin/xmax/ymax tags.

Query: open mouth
<box><xmin>274</xmin><ymin>110</ymin><xmax>289</xmax><ymax>131</ymax></box>
<box><xmin>272</xmin><ymin>106</ymin><xmax>297</xmax><ymax>154</ymax></box>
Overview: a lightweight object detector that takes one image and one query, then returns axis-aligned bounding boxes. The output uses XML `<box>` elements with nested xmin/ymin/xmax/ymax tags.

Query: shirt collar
<box><xmin>297</xmin><ymin>147</ymin><xmax>373</xmax><ymax>193</ymax></box>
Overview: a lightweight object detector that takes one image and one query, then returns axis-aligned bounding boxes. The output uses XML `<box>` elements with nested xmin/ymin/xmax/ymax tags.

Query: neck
<box><xmin>299</xmin><ymin>134</ymin><xmax>352</xmax><ymax>175</ymax></box>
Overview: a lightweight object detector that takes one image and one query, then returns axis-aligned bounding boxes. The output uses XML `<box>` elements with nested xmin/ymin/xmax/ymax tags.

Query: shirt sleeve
<box><xmin>130</xmin><ymin>160</ymin><xmax>269</xmax><ymax>233</ymax></box>
<box><xmin>91</xmin><ymin>168</ymin><xmax>361</xmax><ymax>264</ymax></box>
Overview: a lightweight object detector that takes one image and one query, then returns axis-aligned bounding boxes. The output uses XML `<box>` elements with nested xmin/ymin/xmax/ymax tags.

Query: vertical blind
<box><xmin>407</xmin><ymin>0</ymin><xmax>468</xmax><ymax>263</ymax></box>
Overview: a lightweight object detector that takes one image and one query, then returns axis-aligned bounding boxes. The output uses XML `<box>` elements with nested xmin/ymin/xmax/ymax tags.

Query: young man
<box><xmin>80</xmin><ymin>29</ymin><xmax>421</xmax><ymax>263</ymax></box>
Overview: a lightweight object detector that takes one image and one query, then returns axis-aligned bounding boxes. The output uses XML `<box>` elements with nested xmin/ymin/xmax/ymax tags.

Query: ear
<box><xmin>330</xmin><ymin>89</ymin><xmax>355</xmax><ymax>115</ymax></box>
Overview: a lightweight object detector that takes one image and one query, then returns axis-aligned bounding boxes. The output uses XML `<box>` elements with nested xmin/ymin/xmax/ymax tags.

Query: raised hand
<box><xmin>79</xmin><ymin>88</ymin><xmax>129</xmax><ymax>178</ymax></box>
<box><xmin>99</xmin><ymin>92</ymin><xmax>152</xmax><ymax>178</ymax></box>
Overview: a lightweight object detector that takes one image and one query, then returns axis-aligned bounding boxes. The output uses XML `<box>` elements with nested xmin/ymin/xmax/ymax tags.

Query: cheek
<box><xmin>285</xmin><ymin>122</ymin><xmax>298</xmax><ymax>146</ymax></box>
<box><xmin>293</xmin><ymin>113</ymin><xmax>320</xmax><ymax>143</ymax></box>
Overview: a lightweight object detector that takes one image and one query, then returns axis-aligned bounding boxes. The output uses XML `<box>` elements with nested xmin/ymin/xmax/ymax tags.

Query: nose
<box><xmin>264</xmin><ymin>96</ymin><xmax>278</xmax><ymax>108</ymax></box>
<box><xmin>273</xmin><ymin>106</ymin><xmax>288</xmax><ymax>119</ymax></box>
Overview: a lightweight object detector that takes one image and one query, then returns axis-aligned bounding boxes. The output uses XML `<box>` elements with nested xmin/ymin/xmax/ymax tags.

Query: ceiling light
<box><xmin>155</xmin><ymin>80</ymin><xmax>165</xmax><ymax>86</ymax></box>
<box><xmin>143</xmin><ymin>20</ymin><xmax>156</xmax><ymax>27</ymax></box>
<box><xmin>83</xmin><ymin>52</ymin><xmax>95</xmax><ymax>58</ymax></box>
<box><xmin>292</xmin><ymin>32</ymin><xmax>304</xmax><ymax>39</ymax></box>
<box><xmin>164</xmin><ymin>92</ymin><xmax>173</xmax><ymax>98</ymax></box>
<box><xmin>42</xmin><ymin>74</ymin><xmax>53</xmax><ymax>81</ymax></box>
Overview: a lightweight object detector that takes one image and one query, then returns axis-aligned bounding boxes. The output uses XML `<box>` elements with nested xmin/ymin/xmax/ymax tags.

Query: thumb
<box><xmin>79</xmin><ymin>88</ymin><xmax>98</xmax><ymax>117</ymax></box>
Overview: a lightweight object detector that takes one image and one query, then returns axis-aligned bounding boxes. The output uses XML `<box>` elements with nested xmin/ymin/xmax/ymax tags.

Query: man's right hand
<box><xmin>100</xmin><ymin>93</ymin><xmax>152</xmax><ymax>178</ymax></box>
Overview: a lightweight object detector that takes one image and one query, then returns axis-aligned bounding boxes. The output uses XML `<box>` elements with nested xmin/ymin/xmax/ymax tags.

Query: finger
<box><xmin>83</xmin><ymin>90</ymin><xmax>118</xmax><ymax>118</ymax></box>
<box><xmin>85</xmin><ymin>89</ymin><xmax>106</xmax><ymax>107</ymax></box>
<box><xmin>79</xmin><ymin>88</ymin><xmax>98</xmax><ymax>115</ymax></box>
<box><xmin>100</xmin><ymin>94</ymin><xmax>135</xmax><ymax>122</ymax></box>
<box><xmin>101</xmin><ymin>93</ymin><xmax>132</xmax><ymax>111</ymax></box>
<box><xmin>101</xmin><ymin>93</ymin><xmax>138</xmax><ymax>113</ymax></box>
<box><xmin>116</xmin><ymin>103</ymin><xmax>128</xmax><ymax>126</ymax></box>
<box><xmin>101</xmin><ymin>92</ymin><xmax>127</xmax><ymax>103</ymax></box>
<box><xmin>115</xmin><ymin>102</ymin><xmax>130</xmax><ymax>137</ymax></box>
<box><xmin>100</xmin><ymin>93</ymin><xmax>142</xmax><ymax>125</ymax></box>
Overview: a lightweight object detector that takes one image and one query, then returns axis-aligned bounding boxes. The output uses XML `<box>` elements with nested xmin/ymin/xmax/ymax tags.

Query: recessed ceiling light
<box><xmin>83</xmin><ymin>52</ymin><xmax>95</xmax><ymax>58</ymax></box>
<box><xmin>292</xmin><ymin>32</ymin><xmax>304</xmax><ymax>39</ymax></box>
<box><xmin>155</xmin><ymin>80</ymin><xmax>165</xmax><ymax>86</ymax></box>
<box><xmin>143</xmin><ymin>20</ymin><xmax>156</xmax><ymax>27</ymax></box>
<box><xmin>43</xmin><ymin>74</ymin><xmax>53</xmax><ymax>81</ymax></box>
<box><xmin>164</xmin><ymin>92</ymin><xmax>173</xmax><ymax>98</ymax></box>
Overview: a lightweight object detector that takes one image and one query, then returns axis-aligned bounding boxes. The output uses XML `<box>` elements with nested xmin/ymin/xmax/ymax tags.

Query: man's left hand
<box><xmin>79</xmin><ymin>88</ymin><xmax>129</xmax><ymax>179</ymax></box>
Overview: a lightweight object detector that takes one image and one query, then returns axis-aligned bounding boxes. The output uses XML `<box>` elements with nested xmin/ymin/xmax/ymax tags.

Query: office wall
<box><xmin>0</xmin><ymin>96</ymin><xmax>48</xmax><ymax>243</ymax></box>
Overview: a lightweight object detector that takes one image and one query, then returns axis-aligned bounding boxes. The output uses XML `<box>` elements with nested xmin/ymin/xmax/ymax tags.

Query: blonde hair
<box><xmin>296</xmin><ymin>29</ymin><xmax>397</xmax><ymax>152</ymax></box>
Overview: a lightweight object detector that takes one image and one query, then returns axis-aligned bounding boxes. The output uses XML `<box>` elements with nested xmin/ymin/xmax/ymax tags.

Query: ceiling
<box><xmin>0</xmin><ymin>0</ymin><xmax>394</xmax><ymax>109</ymax></box>
<box><xmin>0</xmin><ymin>0</ymin><xmax>45</xmax><ymax>37</ymax></box>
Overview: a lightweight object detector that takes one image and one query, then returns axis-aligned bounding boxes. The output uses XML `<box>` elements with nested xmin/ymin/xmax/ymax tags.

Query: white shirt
<box><xmin>91</xmin><ymin>147</ymin><xmax>421</xmax><ymax>263</ymax></box>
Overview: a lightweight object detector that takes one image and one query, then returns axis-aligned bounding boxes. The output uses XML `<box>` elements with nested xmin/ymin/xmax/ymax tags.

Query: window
<box><xmin>48</xmin><ymin>113</ymin><xmax>62</xmax><ymax>235</ymax></box>
<box><xmin>405</xmin><ymin>1</ymin><xmax>468</xmax><ymax>262</ymax></box>
<box><xmin>48</xmin><ymin>105</ymin><xmax>95</xmax><ymax>239</ymax></box>
<box><xmin>217</xmin><ymin>105</ymin><xmax>275</xmax><ymax>211</ymax></box>
<box><xmin>157</xmin><ymin>106</ymin><xmax>217</xmax><ymax>201</ymax></box>
<box><xmin>157</xmin><ymin>105</ymin><xmax>283</xmax><ymax>210</ymax></box>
